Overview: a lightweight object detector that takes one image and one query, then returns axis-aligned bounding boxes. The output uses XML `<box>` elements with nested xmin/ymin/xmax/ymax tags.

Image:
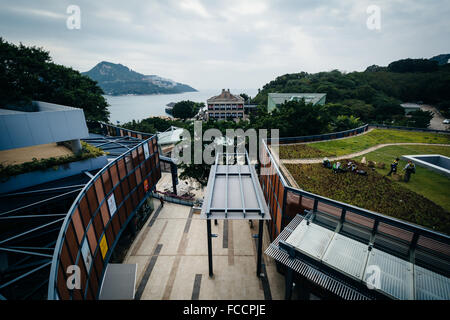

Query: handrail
<box><xmin>48</xmin><ymin>125</ymin><xmax>160</xmax><ymax>299</ymax></box>
<box><xmin>369</xmin><ymin>123</ymin><xmax>450</xmax><ymax>134</ymax></box>
<box><xmin>97</xmin><ymin>121</ymin><xmax>154</xmax><ymax>139</ymax></box>
<box><xmin>268</xmin><ymin>124</ymin><xmax>369</xmax><ymax>144</ymax></box>
<box><xmin>268</xmin><ymin>123</ymin><xmax>449</xmax><ymax>145</ymax></box>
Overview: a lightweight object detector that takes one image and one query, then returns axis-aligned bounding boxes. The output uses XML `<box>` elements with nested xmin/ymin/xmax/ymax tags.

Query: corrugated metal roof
<box><xmin>266</xmin><ymin>213</ymin><xmax>450</xmax><ymax>300</ymax></box>
<box><xmin>323</xmin><ymin>233</ymin><xmax>369</xmax><ymax>281</ymax></box>
<box><xmin>286</xmin><ymin>220</ymin><xmax>334</xmax><ymax>260</ymax></box>
<box><xmin>201</xmin><ymin>153</ymin><xmax>270</xmax><ymax>220</ymax></box>
<box><xmin>365</xmin><ymin>248</ymin><xmax>414</xmax><ymax>300</ymax></box>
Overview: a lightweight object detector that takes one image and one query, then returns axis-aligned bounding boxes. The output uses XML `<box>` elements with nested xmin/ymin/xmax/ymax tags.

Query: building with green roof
<box><xmin>267</xmin><ymin>93</ymin><xmax>327</xmax><ymax>113</ymax></box>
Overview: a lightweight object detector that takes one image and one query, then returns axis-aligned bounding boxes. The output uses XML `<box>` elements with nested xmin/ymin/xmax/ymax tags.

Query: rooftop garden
<box><xmin>279</xmin><ymin>129</ymin><xmax>450</xmax><ymax>159</ymax></box>
<box><xmin>283</xmin><ymin>141</ymin><xmax>450</xmax><ymax>234</ymax></box>
<box><xmin>0</xmin><ymin>141</ymin><xmax>105</xmax><ymax>181</ymax></box>
<box><xmin>285</xmin><ymin>159</ymin><xmax>449</xmax><ymax>234</ymax></box>
<box><xmin>352</xmin><ymin>144</ymin><xmax>450</xmax><ymax>213</ymax></box>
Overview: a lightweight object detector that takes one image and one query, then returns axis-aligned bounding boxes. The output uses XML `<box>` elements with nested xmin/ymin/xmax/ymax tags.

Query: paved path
<box><xmin>124</xmin><ymin>198</ymin><xmax>286</xmax><ymax>300</ymax></box>
<box><xmin>281</xmin><ymin>143</ymin><xmax>450</xmax><ymax>164</ymax></box>
<box><xmin>420</xmin><ymin>104</ymin><xmax>449</xmax><ymax>131</ymax></box>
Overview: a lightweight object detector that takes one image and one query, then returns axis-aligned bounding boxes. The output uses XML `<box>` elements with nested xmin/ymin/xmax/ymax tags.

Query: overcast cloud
<box><xmin>0</xmin><ymin>0</ymin><xmax>449</xmax><ymax>90</ymax></box>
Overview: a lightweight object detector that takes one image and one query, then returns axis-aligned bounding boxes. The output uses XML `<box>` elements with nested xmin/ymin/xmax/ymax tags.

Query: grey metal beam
<box><xmin>0</xmin><ymin>184</ymin><xmax>85</xmax><ymax>197</ymax></box>
<box><xmin>285</xmin><ymin>267</ymin><xmax>293</xmax><ymax>300</ymax></box>
<box><xmin>225</xmin><ymin>154</ymin><xmax>229</xmax><ymax>219</ymax></box>
<box><xmin>205</xmin><ymin>154</ymin><xmax>219</xmax><ymax>218</ymax></box>
<box><xmin>4</xmin><ymin>246</ymin><xmax>54</xmax><ymax>251</ymax></box>
<box><xmin>209</xmin><ymin>208</ymin><xmax>262</xmax><ymax>212</ymax></box>
<box><xmin>83</xmin><ymin>171</ymin><xmax>94</xmax><ymax>179</ymax></box>
<box><xmin>0</xmin><ymin>261</ymin><xmax>51</xmax><ymax>290</ymax></box>
<box><xmin>246</xmin><ymin>151</ymin><xmax>265</xmax><ymax>218</ymax></box>
<box><xmin>237</xmin><ymin>163</ymin><xmax>246</xmax><ymax>219</ymax></box>
<box><xmin>0</xmin><ymin>214</ymin><xmax>67</xmax><ymax>220</ymax></box>
<box><xmin>5</xmin><ymin>241</ymin><xmax>56</xmax><ymax>272</ymax></box>
<box><xmin>0</xmin><ymin>189</ymin><xmax>81</xmax><ymax>216</ymax></box>
<box><xmin>207</xmin><ymin>219</ymin><xmax>213</xmax><ymax>277</ymax></box>
<box><xmin>0</xmin><ymin>247</ymin><xmax>53</xmax><ymax>258</ymax></box>
<box><xmin>257</xmin><ymin>220</ymin><xmax>264</xmax><ymax>277</ymax></box>
<box><xmin>5</xmin><ymin>258</ymin><xmax>51</xmax><ymax>273</ymax></box>
<box><xmin>0</xmin><ymin>217</ymin><xmax>65</xmax><ymax>245</ymax></box>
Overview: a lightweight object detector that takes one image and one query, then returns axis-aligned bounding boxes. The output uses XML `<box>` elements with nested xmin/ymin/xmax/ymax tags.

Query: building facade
<box><xmin>207</xmin><ymin>89</ymin><xmax>245</xmax><ymax>121</ymax></box>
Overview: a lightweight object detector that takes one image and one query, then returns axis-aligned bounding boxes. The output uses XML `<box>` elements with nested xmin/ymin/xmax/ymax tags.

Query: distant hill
<box><xmin>253</xmin><ymin>56</ymin><xmax>450</xmax><ymax>121</ymax></box>
<box><xmin>82</xmin><ymin>61</ymin><xmax>197</xmax><ymax>96</ymax></box>
<box><xmin>430</xmin><ymin>54</ymin><xmax>450</xmax><ymax>66</ymax></box>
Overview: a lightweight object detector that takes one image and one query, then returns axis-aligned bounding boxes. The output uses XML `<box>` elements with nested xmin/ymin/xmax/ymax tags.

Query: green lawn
<box><xmin>279</xmin><ymin>143</ymin><xmax>335</xmax><ymax>159</ymax></box>
<box><xmin>285</xmin><ymin>160</ymin><xmax>449</xmax><ymax>234</ymax></box>
<box><xmin>352</xmin><ymin>144</ymin><xmax>450</xmax><ymax>213</ymax></box>
<box><xmin>280</xmin><ymin>129</ymin><xmax>450</xmax><ymax>159</ymax></box>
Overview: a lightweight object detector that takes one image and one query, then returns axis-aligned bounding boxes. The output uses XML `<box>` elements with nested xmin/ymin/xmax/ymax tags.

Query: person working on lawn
<box><xmin>332</xmin><ymin>162</ymin><xmax>344</xmax><ymax>173</ymax></box>
<box><xmin>403</xmin><ymin>160</ymin><xmax>416</xmax><ymax>182</ymax></box>
<box><xmin>323</xmin><ymin>157</ymin><xmax>332</xmax><ymax>169</ymax></box>
<box><xmin>387</xmin><ymin>158</ymin><xmax>400</xmax><ymax>176</ymax></box>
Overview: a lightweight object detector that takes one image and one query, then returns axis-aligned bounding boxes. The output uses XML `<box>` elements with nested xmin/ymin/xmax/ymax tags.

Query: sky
<box><xmin>1</xmin><ymin>0</ymin><xmax>449</xmax><ymax>91</ymax></box>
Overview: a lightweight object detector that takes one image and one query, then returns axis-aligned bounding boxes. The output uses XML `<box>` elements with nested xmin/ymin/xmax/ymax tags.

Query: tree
<box><xmin>388</xmin><ymin>58</ymin><xmax>439</xmax><ymax>73</ymax></box>
<box><xmin>172</xmin><ymin>100</ymin><xmax>202</xmax><ymax>119</ymax></box>
<box><xmin>0</xmin><ymin>38</ymin><xmax>110</xmax><ymax>122</ymax></box>
<box><xmin>122</xmin><ymin>117</ymin><xmax>184</xmax><ymax>133</ymax></box>
<box><xmin>253</xmin><ymin>100</ymin><xmax>330</xmax><ymax>137</ymax></box>
<box><xmin>408</xmin><ymin>110</ymin><xmax>433</xmax><ymax>128</ymax></box>
<box><xmin>177</xmin><ymin>120</ymin><xmax>245</xmax><ymax>186</ymax></box>
<box><xmin>332</xmin><ymin>115</ymin><xmax>363</xmax><ymax>132</ymax></box>
<box><xmin>240</xmin><ymin>93</ymin><xmax>249</xmax><ymax>102</ymax></box>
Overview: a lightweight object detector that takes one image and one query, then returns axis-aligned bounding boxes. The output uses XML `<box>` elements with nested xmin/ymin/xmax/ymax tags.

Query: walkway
<box><xmin>124</xmin><ymin>199</ymin><xmax>285</xmax><ymax>300</ymax></box>
<box><xmin>281</xmin><ymin>143</ymin><xmax>450</xmax><ymax>164</ymax></box>
<box><xmin>420</xmin><ymin>104</ymin><xmax>449</xmax><ymax>131</ymax></box>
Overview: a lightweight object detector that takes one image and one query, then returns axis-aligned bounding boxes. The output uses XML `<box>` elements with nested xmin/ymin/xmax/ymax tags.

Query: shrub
<box><xmin>0</xmin><ymin>141</ymin><xmax>105</xmax><ymax>181</ymax></box>
<box><xmin>376</xmin><ymin>162</ymin><xmax>386</xmax><ymax>169</ymax></box>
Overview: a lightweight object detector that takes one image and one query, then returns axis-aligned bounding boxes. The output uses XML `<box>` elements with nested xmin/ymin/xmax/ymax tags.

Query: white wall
<box><xmin>0</xmin><ymin>101</ymin><xmax>89</xmax><ymax>151</ymax></box>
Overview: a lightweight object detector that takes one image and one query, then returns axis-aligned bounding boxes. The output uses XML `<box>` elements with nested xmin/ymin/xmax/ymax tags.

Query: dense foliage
<box><xmin>122</xmin><ymin>117</ymin><xmax>185</xmax><ymax>134</ymax></box>
<box><xmin>253</xmin><ymin>60</ymin><xmax>450</xmax><ymax>123</ymax></box>
<box><xmin>177</xmin><ymin>119</ymin><xmax>252</xmax><ymax>186</ymax></box>
<box><xmin>0</xmin><ymin>38</ymin><xmax>110</xmax><ymax>121</ymax></box>
<box><xmin>172</xmin><ymin>100</ymin><xmax>203</xmax><ymax>119</ymax></box>
<box><xmin>387</xmin><ymin>58</ymin><xmax>439</xmax><ymax>73</ymax></box>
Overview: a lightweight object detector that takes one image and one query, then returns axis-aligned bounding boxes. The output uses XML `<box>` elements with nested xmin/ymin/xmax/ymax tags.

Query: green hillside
<box><xmin>83</xmin><ymin>61</ymin><xmax>197</xmax><ymax>96</ymax></box>
<box><xmin>253</xmin><ymin>58</ymin><xmax>450</xmax><ymax>121</ymax></box>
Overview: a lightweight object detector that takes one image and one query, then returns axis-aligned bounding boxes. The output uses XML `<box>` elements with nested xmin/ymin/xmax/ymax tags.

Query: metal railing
<box><xmin>268</xmin><ymin>124</ymin><xmax>369</xmax><ymax>145</ymax></box>
<box><xmin>369</xmin><ymin>123</ymin><xmax>450</xmax><ymax>134</ymax></box>
<box><xmin>267</xmin><ymin>123</ymin><xmax>449</xmax><ymax>146</ymax></box>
